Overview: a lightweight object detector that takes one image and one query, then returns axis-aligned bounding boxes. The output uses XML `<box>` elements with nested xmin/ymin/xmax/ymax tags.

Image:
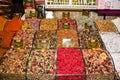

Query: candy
<box><xmin>56</xmin><ymin>48</ymin><xmax>85</xmax><ymax>80</ymax></box>
<box><xmin>33</xmin><ymin>30</ymin><xmax>56</xmax><ymax>49</ymax></box>
<box><xmin>0</xmin><ymin>49</ymin><xmax>28</xmax><ymax>74</ymax></box>
<box><xmin>57</xmin><ymin>29</ymin><xmax>79</xmax><ymax>48</ymax></box>
<box><xmin>11</xmin><ymin>30</ymin><xmax>35</xmax><ymax>49</ymax></box>
<box><xmin>40</xmin><ymin>18</ymin><xmax>58</xmax><ymax>30</ymax></box>
<box><xmin>94</xmin><ymin>20</ymin><xmax>116</xmax><ymax>32</ymax></box>
<box><xmin>82</xmin><ymin>49</ymin><xmax>115</xmax><ymax>80</ymax></box>
<box><xmin>27</xmin><ymin>49</ymin><xmax>55</xmax><ymax>75</ymax></box>
<box><xmin>58</xmin><ymin>18</ymin><xmax>76</xmax><ymax>30</ymax></box>
<box><xmin>24</xmin><ymin>19</ymin><xmax>40</xmax><ymax>30</ymax></box>
<box><xmin>78</xmin><ymin>29</ymin><xmax>104</xmax><ymax>49</ymax></box>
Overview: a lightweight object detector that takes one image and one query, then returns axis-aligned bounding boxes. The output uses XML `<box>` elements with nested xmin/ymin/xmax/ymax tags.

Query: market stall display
<box><xmin>82</xmin><ymin>49</ymin><xmax>115</xmax><ymax>80</ymax></box>
<box><xmin>33</xmin><ymin>30</ymin><xmax>56</xmax><ymax>49</ymax></box>
<box><xmin>78</xmin><ymin>29</ymin><xmax>104</xmax><ymax>49</ymax></box>
<box><xmin>27</xmin><ymin>49</ymin><xmax>55</xmax><ymax>80</ymax></box>
<box><xmin>23</xmin><ymin>19</ymin><xmax>40</xmax><ymax>30</ymax></box>
<box><xmin>40</xmin><ymin>18</ymin><xmax>58</xmax><ymax>30</ymax></box>
<box><xmin>100</xmin><ymin>32</ymin><xmax>120</xmax><ymax>53</ymax></box>
<box><xmin>58</xmin><ymin>18</ymin><xmax>76</xmax><ymax>30</ymax></box>
<box><xmin>57</xmin><ymin>29</ymin><xmax>79</xmax><ymax>48</ymax></box>
<box><xmin>56</xmin><ymin>48</ymin><xmax>85</xmax><ymax>80</ymax></box>
<box><xmin>11</xmin><ymin>30</ymin><xmax>35</xmax><ymax>49</ymax></box>
<box><xmin>0</xmin><ymin>49</ymin><xmax>28</xmax><ymax>80</ymax></box>
<box><xmin>94</xmin><ymin>20</ymin><xmax>117</xmax><ymax>32</ymax></box>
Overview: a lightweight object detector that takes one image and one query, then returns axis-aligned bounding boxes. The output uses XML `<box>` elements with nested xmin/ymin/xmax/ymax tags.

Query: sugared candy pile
<box><xmin>56</xmin><ymin>48</ymin><xmax>85</xmax><ymax>80</ymax></box>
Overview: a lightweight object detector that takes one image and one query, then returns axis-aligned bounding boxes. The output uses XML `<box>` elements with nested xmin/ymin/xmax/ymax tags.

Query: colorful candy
<box><xmin>58</xmin><ymin>18</ymin><xmax>76</xmax><ymax>30</ymax></box>
<box><xmin>56</xmin><ymin>48</ymin><xmax>85</xmax><ymax>80</ymax></box>
<box><xmin>33</xmin><ymin>30</ymin><xmax>56</xmax><ymax>49</ymax></box>
<box><xmin>11</xmin><ymin>30</ymin><xmax>35</xmax><ymax>49</ymax></box>
<box><xmin>40</xmin><ymin>18</ymin><xmax>58</xmax><ymax>30</ymax></box>
<box><xmin>82</xmin><ymin>49</ymin><xmax>115</xmax><ymax>80</ymax></box>
<box><xmin>24</xmin><ymin>19</ymin><xmax>40</xmax><ymax>30</ymax></box>
<box><xmin>57</xmin><ymin>29</ymin><xmax>79</xmax><ymax>48</ymax></box>
<box><xmin>0</xmin><ymin>49</ymin><xmax>28</xmax><ymax>74</ymax></box>
<box><xmin>27</xmin><ymin>49</ymin><xmax>55</xmax><ymax>75</ymax></box>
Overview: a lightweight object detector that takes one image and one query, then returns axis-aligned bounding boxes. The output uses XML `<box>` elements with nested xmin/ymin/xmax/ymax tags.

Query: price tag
<box><xmin>36</xmin><ymin>39</ymin><xmax>50</xmax><ymax>48</ymax></box>
<box><xmin>14</xmin><ymin>39</ymin><xmax>23</xmax><ymax>48</ymax></box>
<box><xmin>62</xmin><ymin>38</ymin><xmax>74</xmax><ymax>47</ymax></box>
<box><xmin>0</xmin><ymin>38</ymin><xmax>2</xmax><ymax>46</ymax></box>
<box><xmin>62</xmin><ymin>22</ymin><xmax>70</xmax><ymax>29</ymax></box>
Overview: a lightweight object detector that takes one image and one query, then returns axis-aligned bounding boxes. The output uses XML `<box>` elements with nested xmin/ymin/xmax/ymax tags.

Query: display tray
<box><xmin>33</xmin><ymin>30</ymin><xmax>57</xmax><ymax>49</ymax></box>
<box><xmin>58</xmin><ymin>18</ymin><xmax>77</xmax><ymax>30</ymax></box>
<box><xmin>82</xmin><ymin>49</ymin><xmax>116</xmax><ymax>80</ymax></box>
<box><xmin>0</xmin><ymin>73</ymin><xmax>26</xmax><ymax>80</ymax></box>
<box><xmin>78</xmin><ymin>29</ymin><xmax>106</xmax><ymax>49</ymax></box>
<box><xmin>26</xmin><ymin>49</ymin><xmax>56</xmax><ymax>80</ymax></box>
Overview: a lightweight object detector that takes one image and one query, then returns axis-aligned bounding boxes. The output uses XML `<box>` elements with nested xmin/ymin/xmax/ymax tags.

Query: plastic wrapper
<box><xmin>24</xmin><ymin>19</ymin><xmax>40</xmax><ymax>30</ymax></box>
<box><xmin>33</xmin><ymin>30</ymin><xmax>56</xmax><ymax>49</ymax></box>
<box><xmin>0</xmin><ymin>49</ymin><xmax>29</xmax><ymax>80</ymax></box>
<box><xmin>58</xmin><ymin>18</ymin><xmax>76</xmax><ymax>30</ymax></box>
<box><xmin>82</xmin><ymin>49</ymin><xmax>115</xmax><ymax>80</ymax></box>
<box><xmin>27</xmin><ymin>49</ymin><xmax>55</xmax><ymax>80</ymax></box>
<box><xmin>56</xmin><ymin>48</ymin><xmax>85</xmax><ymax>80</ymax></box>
<box><xmin>11</xmin><ymin>30</ymin><xmax>35</xmax><ymax>49</ymax></box>
<box><xmin>94</xmin><ymin>20</ymin><xmax>117</xmax><ymax>32</ymax></box>
<box><xmin>78</xmin><ymin>29</ymin><xmax>105</xmax><ymax>49</ymax></box>
<box><xmin>40</xmin><ymin>18</ymin><xmax>58</xmax><ymax>30</ymax></box>
<box><xmin>100</xmin><ymin>32</ymin><xmax>120</xmax><ymax>53</ymax></box>
<box><xmin>57</xmin><ymin>29</ymin><xmax>79</xmax><ymax>48</ymax></box>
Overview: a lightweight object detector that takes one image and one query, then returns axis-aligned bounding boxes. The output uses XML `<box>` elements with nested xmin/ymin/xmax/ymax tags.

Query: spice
<box><xmin>0</xmin><ymin>31</ymin><xmax>15</xmax><ymax>49</ymax></box>
<box><xmin>0</xmin><ymin>16</ymin><xmax>8</xmax><ymax>31</ymax></box>
<box><xmin>4</xmin><ymin>18</ymin><xmax>23</xmax><ymax>32</ymax></box>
